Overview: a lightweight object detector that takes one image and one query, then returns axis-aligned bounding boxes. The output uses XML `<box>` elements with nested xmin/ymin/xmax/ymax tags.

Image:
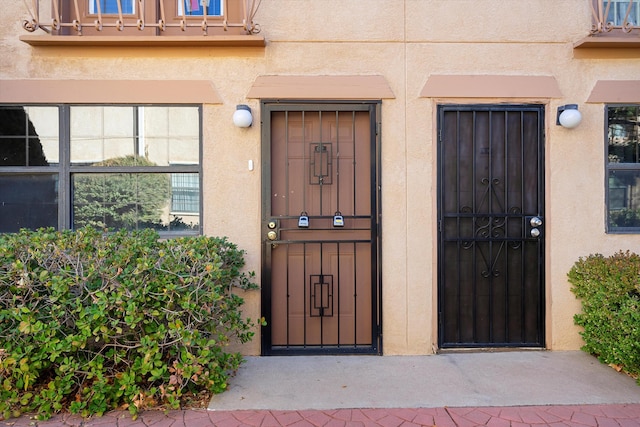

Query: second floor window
<box><xmin>82</xmin><ymin>0</ymin><xmax>223</xmax><ymax>17</ymax></box>
<box><xmin>603</xmin><ymin>0</ymin><xmax>639</xmax><ymax>26</ymax></box>
<box><xmin>178</xmin><ymin>0</ymin><xmax>222</xmax><ymax>16</ymax></box>
<box><xmin>90</xmin><ymin>0</ymin><xmax>135</xmax><ymax>14</ymax></box>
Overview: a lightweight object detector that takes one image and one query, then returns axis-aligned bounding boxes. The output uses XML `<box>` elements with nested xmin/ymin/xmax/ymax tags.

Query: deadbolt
<box><xmin>267</xmin><ymin>221</ymin><xmax>277</xmax><ymax>229</ymax></box>
<box><xmin>267</xmin><ymin>231</ymin><xmax>277</xmax><ymax>241</ymax></box>
<box><xmin>530</xmin><ymin>217</ymin><xmax>543</xmax><ymax>227</ymax></box>
<box><xmin>530</xmin><ymin>228</ymin><xmax>541</xmax><ymax>238</ymax></box>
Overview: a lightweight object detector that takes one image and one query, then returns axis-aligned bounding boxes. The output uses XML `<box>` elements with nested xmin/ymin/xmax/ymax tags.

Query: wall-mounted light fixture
<box><xmin>556</xmin><ymin>104</ymin><xmax>582</xmax><ymax>129</ymax></box>
<box><xmin>233</xmin><ymin>104</ymin><xmax>253</xmax><ymax>128</ymax></box>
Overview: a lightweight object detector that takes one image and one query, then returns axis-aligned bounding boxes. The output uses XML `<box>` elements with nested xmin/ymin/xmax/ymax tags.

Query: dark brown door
<box><xmin>438</xmin><ymin>105</ymin><xmax>545</xmax><ymax>348</ymax></box>
<box><xmin>261</xmin><ymin>103</ymin><xmax>381</xmax><ymax>355</ymax></box>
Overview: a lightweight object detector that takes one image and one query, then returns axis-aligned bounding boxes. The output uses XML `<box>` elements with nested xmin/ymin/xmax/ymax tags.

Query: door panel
<box><xmin>262</xmin><ymin>104</ymin><xmax>380</xmax><ymax>355</ymax></box>
<box><xmin>438</xmin><ymin>105</ymin><xmax>545</xmax><ymax>348</ymax></box>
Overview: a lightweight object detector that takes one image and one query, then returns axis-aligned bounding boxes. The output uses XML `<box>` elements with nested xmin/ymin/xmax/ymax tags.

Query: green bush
<box><xmin>568</xmin><ymin>250</ymin><xmax>640</xmax><ymax>384</ymax></box>
<box><xmin>0</xmin><ymin>227</ymin><xmax>259</xmax><ymax>419</ymax></box>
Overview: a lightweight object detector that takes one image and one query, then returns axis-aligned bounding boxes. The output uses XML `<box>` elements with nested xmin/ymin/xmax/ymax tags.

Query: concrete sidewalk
<box><xmin>208</xmin><ymin>351</ymin><xmax>640</xmax><ymax>410</ymax></box>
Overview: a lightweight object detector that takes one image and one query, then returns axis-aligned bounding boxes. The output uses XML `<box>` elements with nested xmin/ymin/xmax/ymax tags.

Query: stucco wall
<box><xmin>1</xmin><ymin>0</ymin><xmax>639</xmax><ymax>356</ymax></box>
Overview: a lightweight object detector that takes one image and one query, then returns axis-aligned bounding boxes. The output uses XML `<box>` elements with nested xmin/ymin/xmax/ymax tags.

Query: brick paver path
<box><xmin>3</xmin><ymin>404</ymin><xmax>640</xmax><ymax>426</ymax></box>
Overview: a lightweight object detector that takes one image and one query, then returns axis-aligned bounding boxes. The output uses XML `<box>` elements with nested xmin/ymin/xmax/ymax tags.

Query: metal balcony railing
<box><xmin>590</xmin><ymin>0</ymin><xmax>640</xmax><ymax>34</ymax></box>
<box><xmin>22</xmin><ymin>0</ymin><xmax>262</xmax><ymax>36</ymax></box>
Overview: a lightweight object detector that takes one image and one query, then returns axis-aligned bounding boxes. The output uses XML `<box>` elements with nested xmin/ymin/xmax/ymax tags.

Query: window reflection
<box><xmin>0</xmin><ymin>107</ymin><xmax>59</xmax><ymax>232</ymax></box>
<box><xmin>607</xmin><ymin>105</ymin><xmax>640</xmax><ymax>231</ymax></box>
<box><xmin>70</xmin><ymin>106</ymin><xmax>199</xmax><ymax>166</ymax></box>
<box><xmin>73</xmin><ymin>171</ymin><xmax>199</xmax><ymax>232</ymax></box>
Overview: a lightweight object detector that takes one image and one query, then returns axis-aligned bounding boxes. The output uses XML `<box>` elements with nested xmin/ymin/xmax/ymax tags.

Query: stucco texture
<box><xmin>1</xmin><ymin>0</ymin><xmax>639</xmax><ymax>356</ymax></box>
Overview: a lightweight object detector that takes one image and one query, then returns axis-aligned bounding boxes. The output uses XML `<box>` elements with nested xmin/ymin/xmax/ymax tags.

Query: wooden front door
<box><xmin>261</xmin><ymin>102</ymin><xmax>381</xmax><ymax>355</ymax></box>
<box><xmin>437</xmin><ymin>105</ymin><xmax>545</xmax><ymax>348</ymax></box>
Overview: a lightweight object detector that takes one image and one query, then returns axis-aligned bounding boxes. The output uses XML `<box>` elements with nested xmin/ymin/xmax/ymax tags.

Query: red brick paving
<box><xmin>2</xmin><ymin>404</ymin><xmax>639</xmax><ymax>426</ymax></box>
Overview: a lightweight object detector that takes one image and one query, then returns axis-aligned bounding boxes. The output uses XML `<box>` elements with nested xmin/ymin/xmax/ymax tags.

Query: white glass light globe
<box><xmin>558</xmin><ymin>109</ymin><xmax>582</xmax><ymax>129</ymax></box>
<box><xmin>233</xmin><ymin>105</ymin><xmax>253</xmax><ymax>128</ymax></box>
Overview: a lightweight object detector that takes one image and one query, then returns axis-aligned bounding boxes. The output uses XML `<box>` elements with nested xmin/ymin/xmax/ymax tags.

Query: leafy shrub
<box><xmin>0</xmin><ymin>227</ymin><xmax>259</xmax><ymax>419</ymax></box>
<box><xmin>568</xmin><ymin>250</ymin><xmax>640</xmax><ymax>384</ymax></box>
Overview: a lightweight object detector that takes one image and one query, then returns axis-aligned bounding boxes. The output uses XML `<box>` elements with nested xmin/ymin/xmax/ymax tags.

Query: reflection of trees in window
<box><xmin>0</xmin><ymin>107</ymin><xmax>49</xmax><ymax>166</ymax></box>
<box><xmin>0</xmin><ymin>107</ymin><xmax>58</xmax><ymax>233</ymax></box>
<box><xmin>73</xmin><ymin>155</ymin><xmax>170</xmax><ymax>230</ymax></box>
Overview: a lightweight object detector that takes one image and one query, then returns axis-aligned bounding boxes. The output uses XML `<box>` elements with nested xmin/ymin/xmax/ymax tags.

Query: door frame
<box><xmin>436</xmin><ymin>103</ymin><xmax>546</xmax><ymax>349</ymax></box>
<box><xmin>259</xmin><ymin>100</ymin><xmax>383</xmax><ymax>355</ymax></box>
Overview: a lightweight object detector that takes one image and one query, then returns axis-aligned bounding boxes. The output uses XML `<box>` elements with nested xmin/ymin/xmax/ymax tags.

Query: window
<box><xmin>89</xmin><ymin>0</ymin><xmax>135</xmax><ymax>14</ymax></box>
<box><xmin>0</xmin><ymin>105</ymin><xmax>201</xmax><ymax>236</ymax></box>
<box><xmin>606</xmin><ymin>105</ymin><xmax>640</xmax><ymax>232</ymax></box>
<box><xmin>604</xmin><ymin>0</ymin><xmax>639</xmax><ymax>27</ymax></box>
<box><xmin>171</xmin><ymin>173</ymin><xmax>200</xmax><ymax>213</ymax></box>
<box><xmin>178</xmin><ymin>0</ymin><xmax>223</xmax><ymax>16</ymax></box>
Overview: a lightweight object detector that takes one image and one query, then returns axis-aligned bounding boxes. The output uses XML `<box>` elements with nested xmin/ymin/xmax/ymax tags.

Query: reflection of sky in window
<box><xmin>178</xmin><ymin>0</ymin><xmax>222</xmax><ymax>16</ymax></box>
<box><xmin>90</xmin><ymin>0</ymin><xmax>135</xmax><ymax>14</ymax></box>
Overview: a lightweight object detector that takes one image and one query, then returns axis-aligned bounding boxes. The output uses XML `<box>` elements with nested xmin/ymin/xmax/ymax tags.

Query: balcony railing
<box><xmin>22</xmin><ymin>0</ymin><xmax>261</xmax><ymax>37</ymax></box>
<box><xmin>590</xmin><ymin>0</ymin><xmax>640</xmax><ymax>34</ymax></box>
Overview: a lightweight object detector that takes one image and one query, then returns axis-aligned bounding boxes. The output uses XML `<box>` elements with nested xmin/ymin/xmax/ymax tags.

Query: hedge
<box><xmin>568</xmin><ymin>250</ymin><xmax>640</xmax><ymax>384</ymax></box>
<box><xmin>0</xmin><ymin>227</ymin><xmax>259</xmax><ymax>419</ymax></box>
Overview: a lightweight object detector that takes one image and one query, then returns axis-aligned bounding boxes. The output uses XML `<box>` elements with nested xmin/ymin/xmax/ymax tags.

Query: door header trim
<box><xmin>421</xmin><ymin>75</ymin><xmax>561</xmax><ymax>98</ymax></box>
<box><xmin>248</xmin><ymin>75</ymin><xmax>395</xmax><ymax>100</ymax></box>
<box><xmin>586</xmin><ymin>80</ymin><xmax>640</xmax><ymax>103</ymax></box>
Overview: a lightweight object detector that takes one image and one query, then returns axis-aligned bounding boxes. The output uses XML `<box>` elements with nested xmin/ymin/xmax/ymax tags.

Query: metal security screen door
<box><xmin>261</xmin><ymin>102</ymin><xmax>381</xmax><ymax>355</ymax></box>
<box><xmin>437</xmin><ymin>105</ymin><xmax>545</xmax><ymax>348</ymax></box>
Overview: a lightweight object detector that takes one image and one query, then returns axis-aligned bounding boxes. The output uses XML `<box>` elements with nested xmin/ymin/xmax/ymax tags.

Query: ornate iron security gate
<box><xmin>261</xmin><ymin>102</ymin><xmax>381</xmax><ymax>355</ymax></box>
<box><xmin>437</xmin><ymin>105</ymin><xmax>545</xmax><ymax>348</ymax></box>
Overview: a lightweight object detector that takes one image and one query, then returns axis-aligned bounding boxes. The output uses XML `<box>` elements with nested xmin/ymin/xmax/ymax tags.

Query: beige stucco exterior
<box><xmin>1</xmin><ymin>0</ymin><xmax>639</xmax><ymax>355</ymax></box>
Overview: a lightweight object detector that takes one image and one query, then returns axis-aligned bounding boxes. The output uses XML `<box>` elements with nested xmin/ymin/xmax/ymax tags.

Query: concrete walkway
<box><xmin>4</xmin><ymin>351</ymin><xmax>640</xmax><ymax>426</ymax></box>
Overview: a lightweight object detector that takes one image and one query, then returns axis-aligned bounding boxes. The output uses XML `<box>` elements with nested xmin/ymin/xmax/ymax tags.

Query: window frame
<box><xmin>0</xmin><ymin>103</ymin><xmax>203</xmax><ymax>237</ymax></box>
<box><xmin>605</xmin><ymin>103</ymin><xmax>640</xmax><ymax>234</ymax></box>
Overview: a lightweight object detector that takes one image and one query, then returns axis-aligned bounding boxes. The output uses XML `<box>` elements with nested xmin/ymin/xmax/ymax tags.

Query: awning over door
<box><xmin>421</xmin><ymin>75</ymin><xmax>562</xmax><ymax>98</ymax></box>
<box><xmin>586</xmin><ymin>80</ymin><xmax>640</xmax><ymax>103</ymax></box>
<box><xmin>247</xmin><ymin>75</ymin><xmax>395</xmax><ymax>99</ymax></box>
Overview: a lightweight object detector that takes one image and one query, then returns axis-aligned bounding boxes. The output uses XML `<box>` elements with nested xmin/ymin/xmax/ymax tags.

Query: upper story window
<box><xmin>90</xmin><ymin>0</ymin><xmax>135</xmax><ymax>14</ymax></box>
<box><xmin>0</xmin><ymin>105</ymin><xmax>202</xmax><ymax>236</ymax></box>
<box><xmin>21</xmin><ymin>0</ymin><xmax>262</xmax><ymax>41</ymax></box>
<box><xmin>603</xmin><ymin>0</ymin><xmax>639</xmax><ymax>27</ymax></box>
<box><xmin>591</xmin><ymin>0</ymin><xmax>640</xmax><ymax>33</ymax></box>
<box><xmin>178</xmin><ymin>0</ymin><xmax>222</xmax><ymax>16</ymax></box>
<box><xmin>606</xmin><ymin>105</ymin><xmax>640</xmax><ymax>232</ymax></box>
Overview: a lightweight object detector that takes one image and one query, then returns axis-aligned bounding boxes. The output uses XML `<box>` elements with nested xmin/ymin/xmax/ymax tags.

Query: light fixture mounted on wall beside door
<box><xmin>556</xmin><ymin>104</ymin><xmax>582</xmax><ymax>129</ymax></box>
<box><xmin>233</xmin><ymin>104</ymin><xmax>253</xmax><ymax>128</ymax></box>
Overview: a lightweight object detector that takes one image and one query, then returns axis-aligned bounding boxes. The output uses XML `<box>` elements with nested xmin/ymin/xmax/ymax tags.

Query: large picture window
<box><xmin>606</xmin><ymin>105</ymin><xmax>640</xmax><ymax>232</ymax></box>
<box><xmin>0</xmin><ymin>105</ymin><xmax>201</xmax><ymax>236</ymax></box>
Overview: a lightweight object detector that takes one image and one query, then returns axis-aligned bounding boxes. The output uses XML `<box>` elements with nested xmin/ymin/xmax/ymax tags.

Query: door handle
<box><xmin>527</xmin><ymin>216</ymin><xmax>543</xmax><ymax>239</ymax></box>
<box><xmin>266</xmin><ymin>219</ymin><xmax>278</xmax><ymax>242</ymax></box>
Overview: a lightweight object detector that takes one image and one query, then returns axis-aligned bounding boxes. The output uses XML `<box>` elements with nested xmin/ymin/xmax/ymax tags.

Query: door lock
<box><xmin>267</xmin><ymin>230</ymin><xmax>277</xmax><ymax>241</ymax></box>
<box><xmin>333</xmin><ymin>211</ymin><xmax>344</xmax><ymax>227</ymax></box>
<box><xmin>298</xmin><ymin>212</ymin><xmax>310</xmax><ymax>228</ymax></box>
<box><xmin>526</xmin><ymin>216</ymin><xmax>543</xmax><ymax>239</ymax></box>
